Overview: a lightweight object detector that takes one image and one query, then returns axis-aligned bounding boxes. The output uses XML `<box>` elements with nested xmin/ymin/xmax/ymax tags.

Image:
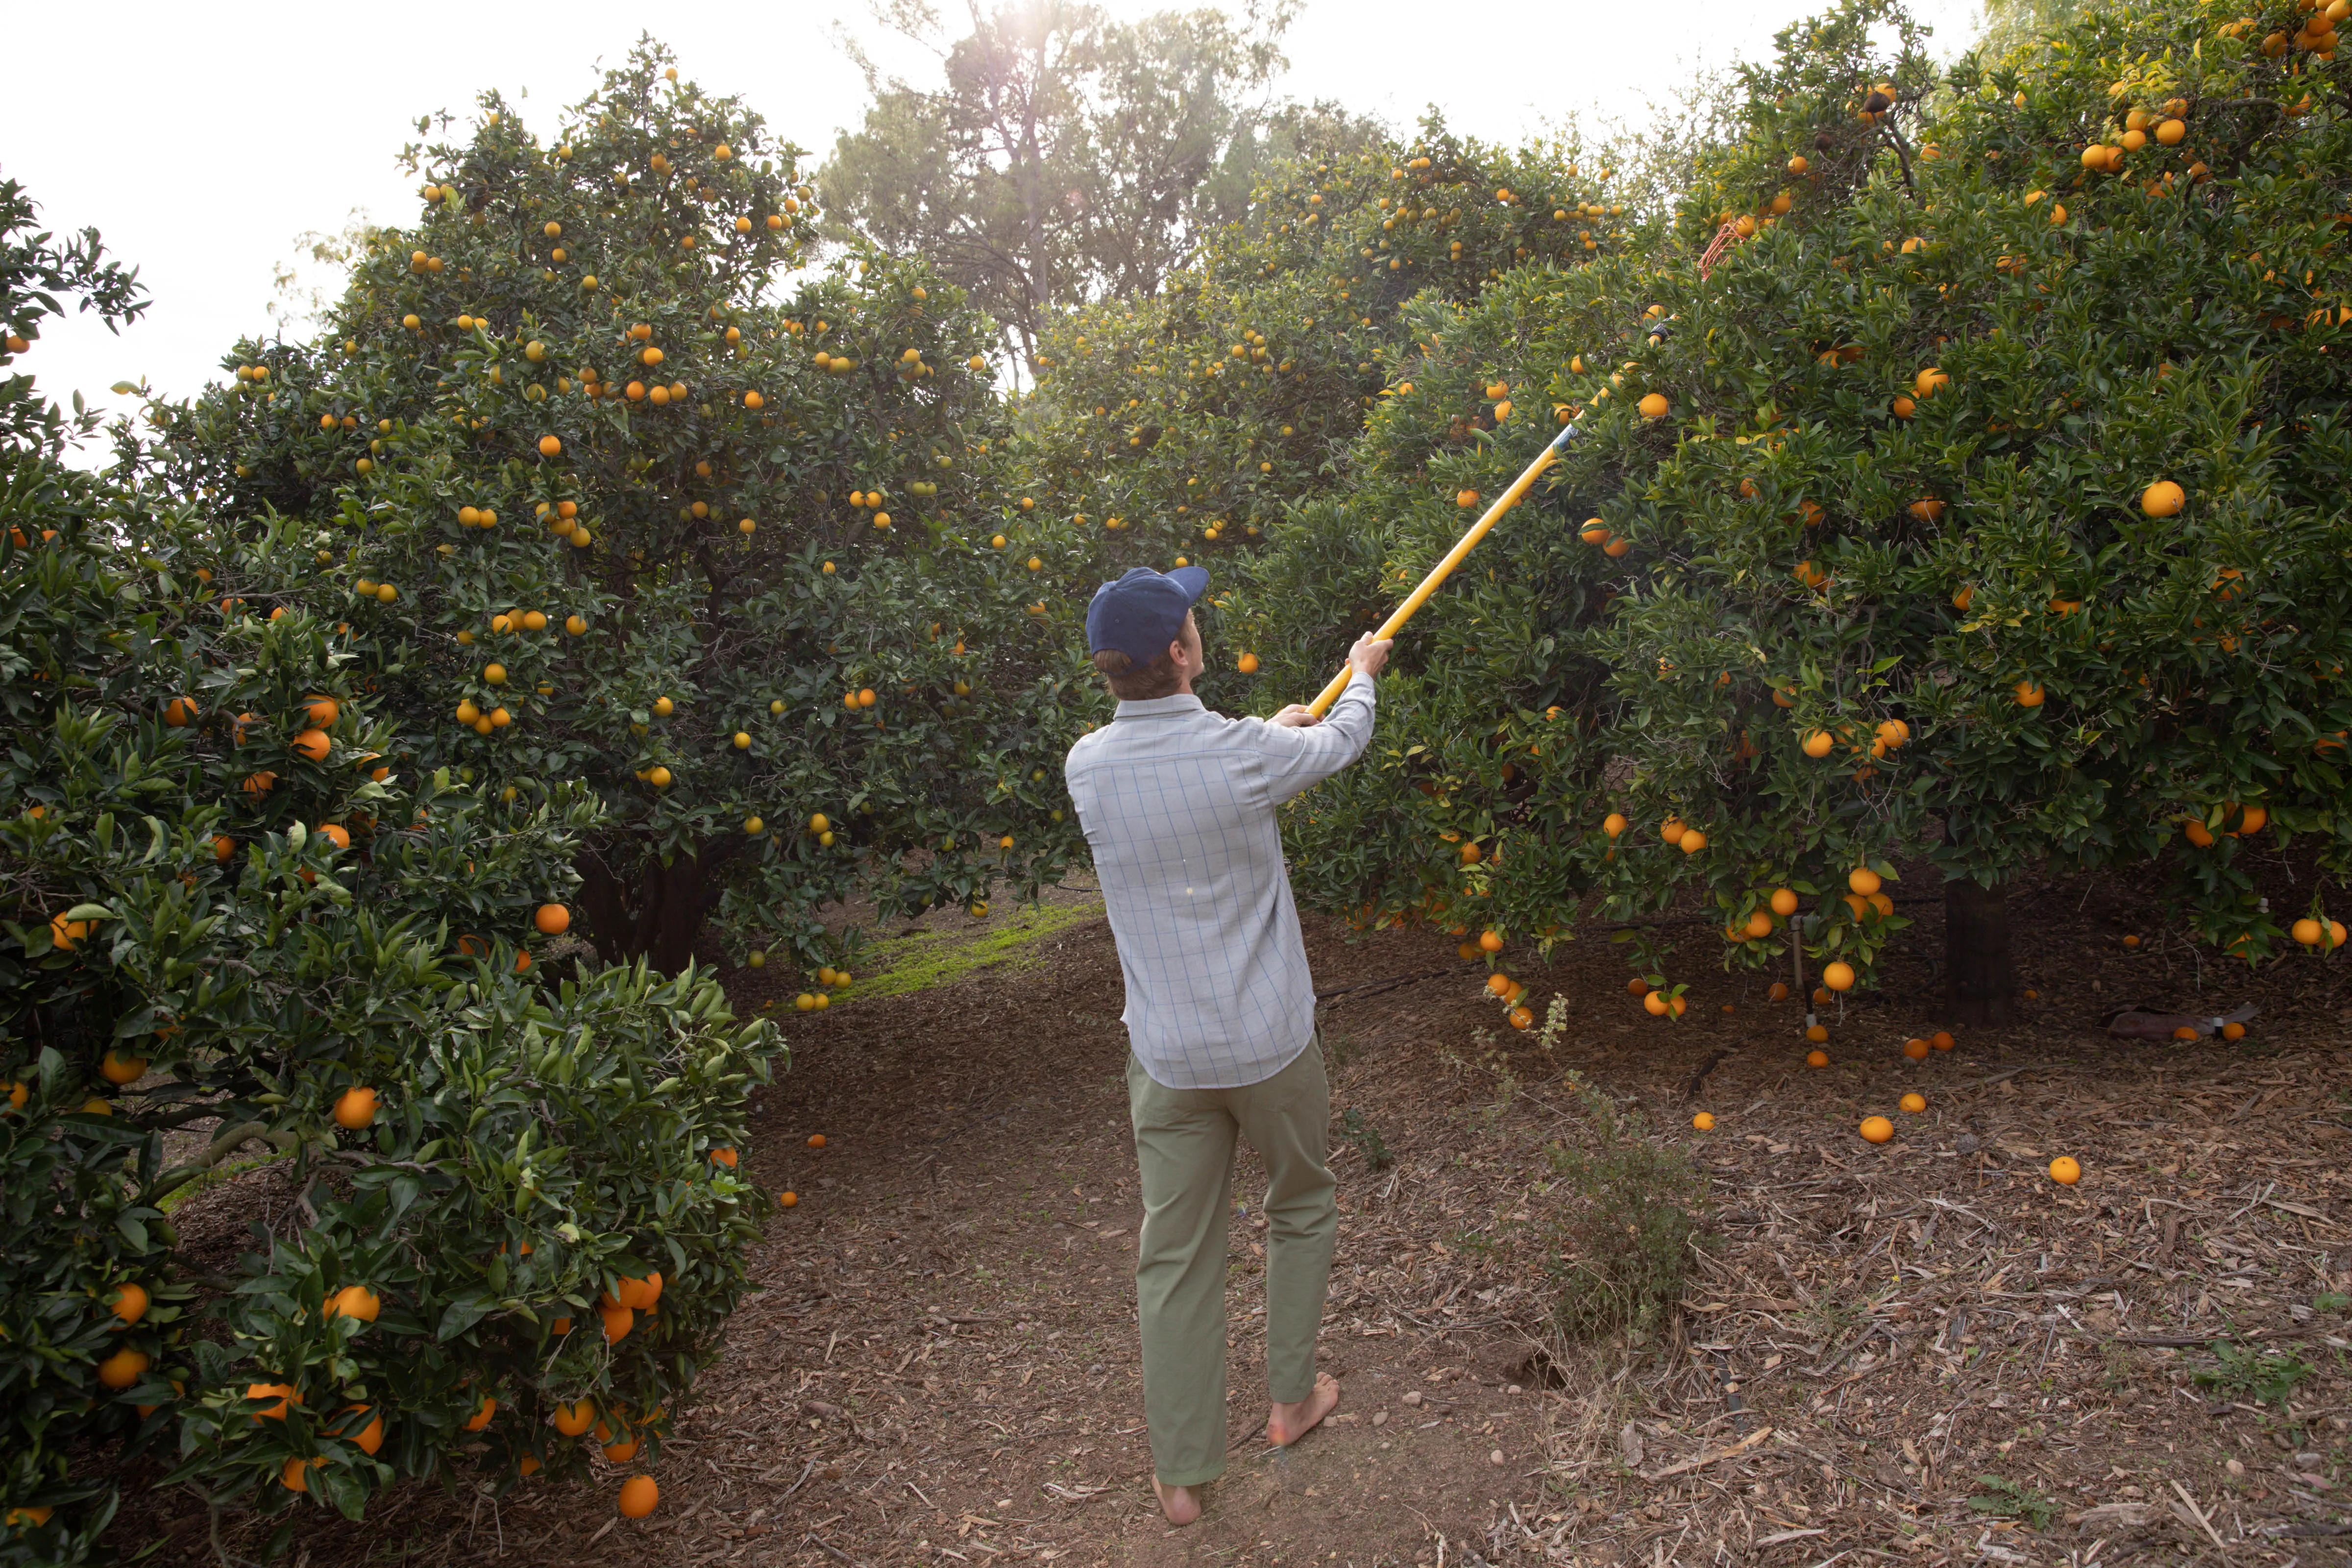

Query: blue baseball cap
<box><xmin>1086</xmin><ymin>565</ymin><xmax>1210</xmax><ymax>663</ymax></box>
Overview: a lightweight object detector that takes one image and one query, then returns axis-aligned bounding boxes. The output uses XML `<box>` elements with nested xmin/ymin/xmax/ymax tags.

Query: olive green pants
<box><xmin>1126</xmin><ymin>1040</ymin><xmax>1336</xmax><ymax>1488</ymax></box>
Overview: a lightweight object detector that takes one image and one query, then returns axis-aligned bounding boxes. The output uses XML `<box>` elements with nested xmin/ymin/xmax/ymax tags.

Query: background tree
<box><xmin>820</xmin><ymin>0</ymin><xmax>1302</xmax><ymax>372</ymax></box>
<box><xmin>133</xmin><ymin>46</ymin><xmax>1094</xmax><ymax>984</ymax></box>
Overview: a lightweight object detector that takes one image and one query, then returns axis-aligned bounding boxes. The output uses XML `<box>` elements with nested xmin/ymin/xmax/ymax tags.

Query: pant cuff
<box><xmin>1156</xmin><ymin>1460</ymin><xmax>1226</xmax><ymax>1488</ymax></box>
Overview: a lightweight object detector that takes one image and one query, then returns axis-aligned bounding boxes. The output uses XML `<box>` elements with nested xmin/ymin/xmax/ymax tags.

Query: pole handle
<box><xmin>1304</xmin><ymin>423</ymin><xmax>1581</xmax><ymax>717</ymax></box>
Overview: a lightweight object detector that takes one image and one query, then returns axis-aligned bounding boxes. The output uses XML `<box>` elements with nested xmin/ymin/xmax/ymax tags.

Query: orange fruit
<box><xmin>779</xmin><ymin>1190</ymin><xmax>799</xmax><ymax>1207</ymax></box>
<box><xmin>333</xmin><ymin>1086</ymin><xmax>378</xmax><ymax>1129</ymax></box>
<box><xmin>2173</xmin><ymin>1025</ymin><xmax>2198</xmax><ymax>1040</ymax></box>
<box><xmin>1805</xmin><ymin>1025</ymin><xmax>1829</xmax><ymax>1044</ymax></box>
<box><xmin>709</xmin><ymin>1146</ymin><xmax>737</xmax><ymax>1167</ymax></box>
<box><xmin>1637</xmin><ymin>392</ymin><xmax>1669</xmax><ymax>418</ymax></box>
<box><xmin>2221</xmin><ymin>1021</ymin><xmax>2246</xmax><ymax>1041</ymax></box>
<box><xmin>1238</xmin><ymin>653</ymin><xmax>1259</xmax><ymax>674</ymax></box>
<box><xmin>108</xmin><ymin>1282</ymin><xmax>150</xmax><ymax>1326</ymax></box>
<box><xmin>1801</xmin><ymin>730</ymin><xmax>1833</xmax><ymax>758</ymax></box>
<box><xmin>1626</xmin><ymin>978</ymin><xmax>1650</xmax><ymax>996</ymax></box>
<box><xmin>535</xmin><ymin>904</ymin><xmax>571</xmax><ymax>936</ymax></box>
<box><xmin>1858</xmin><ymin>1115</ymin><xmax>1894</xmax><ymax>1144</ymax></box>
<box><xmin>329</xmin><ymin>1285</ymin><xmax>380</xmax><ymax>1322</ymax></box>
<box><xmin>1805</xmin><ymin>1048</ymin><xmax>1829</xmax><ymax>1067</ymax></box>
<box><xmin>1847</xmin><ymin>867</ymin><xmax>1882</xmax><ymax>896</ymax></box>
<box><xmin>245</xmin><ymin>1381</ymin><xmax>296</xmax><ymax>1420</ymax></box>
<box><xmin>1691</xmin><ymin>1112</ymin><xmax>1715</xmax><ymax>1130</ymax></box>
<box><xmin>280</xmin><ymin>1455</ymin><xmax>325</xmax><ymax>1492</ymax></box>
<box><xmin>1478</xmin><ymin>930</ymin><xmax>1504</xmax><ymax>953</ymax></box>
<box><xmin>1822</xmin><ymin>961</ymin><xmax>1856</xmax><ymax>991</ymax></box>
<box><xmin>1484</xmin><ymin>973</ymin><xmax>1512</xmax><ymax>997</ymax></box>
<box><xmin>553</xmin><ymin>1399</ymin><xmax>596</xmax><ymax>1436</ymax></box>
<box><xmin>1767</xmin><ymin>981</ymin><xmax>1790</xmax><ymax>1002</ymax></box>
<box><xmin>1930</xmin><ymin>1030</ymin><xmax>1954</xmax><ymax>1050</ymax></box>
<box><xmin>99</xmin><ymin>1050</ymin><xmax>147</xmax><ymax>1085</ymax></box>
<box><xmin>618</xmin><ymin>1475</ymin><xmax>660</xmax><ymax>1519</ymax></box>
<box><xmin>464</xmin><ymin>1396</ymin><xmax>497</xmax><ymax>1432</ymax></box>
<box><xmin>1769</xmin><ymin>888</ymin><xmax>1798</xmax><ymax>917</ymax></box>
<box><xmin>97</xmin><ymin>1346</ymin><xmax>149</xmax><ymax>1389</ymax></box>
<box><xmin>599</xmin><ymin>1301</ymin><xmax>634</xmax><ymax>1343</ymax></box>
<box><xmin>1903</xmin><ymin>1038</ymin><xmax>1930</xmax><ymax>1061</ymax></box>
<box><xmin>1643</xmin><ymin>991</ymin><xmax>1669</xmax><ymax>1016</ymax></box>
<box><xmin>1899</xmin><ymin>1092</ymin><xmax>1927</xmax><ymax>1114</ymax></box>
<box><xmin>164</xmin><ymin>696</ymin><xmax>198</xmax><ymax>727</ymax></box>
<box><xmin>2048</xmin><ymin>1156</ymin><xmax>2081</xmax><ymax>1185</ymax></box>
<box><xmin>1507</xmin><ymin>1005</ymin><xmax>1533</xmax><ymax>1030</ymax></box>
<box><xmin>330</xmin><ymin>1405</ymin><xmax>384</xmax><ymax>1455</ymax></box>
<box><xmin>614</xmin><ymin>1272</ymin><xmax>663</xmax><ymax>1311</ymax></box>
<box><xmin>2122</xmin><ymin>933</ymin><xmax>2140</xmax><ymax>948</ymax></box>
<box><xmin>2140</xmin><ymin>480</ymin><xmax>2184</xmax><ymax>517</ymax></box>
<box><xmin>539</xmin><ymin>436</ymin><xmax>563</xmax><ymax>458</ymax></box>
<box><xmin>2013</xmin><ymin>681</ymin><xmax>2045</xmax><ymax>708</ymax></box>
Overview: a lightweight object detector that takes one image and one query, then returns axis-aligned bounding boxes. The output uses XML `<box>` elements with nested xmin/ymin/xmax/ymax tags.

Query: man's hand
<box><xmin>1267</xmin><ymin>704</ymin><xmax>1321</xmax><ymax>729</ymax></box>
<box><xmin>1348</xmin><ymin>633</ymin><xmax>1394</xmax><ymax>680</ymax></box>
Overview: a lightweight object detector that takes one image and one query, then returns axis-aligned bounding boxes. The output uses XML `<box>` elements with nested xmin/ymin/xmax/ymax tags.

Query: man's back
<box><xmin>1065</xmin><ymin>674</ymin><xmax>1375</xmax><ymax>1090</ymax></box>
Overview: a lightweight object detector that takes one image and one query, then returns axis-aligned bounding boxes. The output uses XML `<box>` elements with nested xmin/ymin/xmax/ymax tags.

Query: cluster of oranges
<box><xmin>793</xmin><ymin>964</ymin><xmax>854</xmax><ymax>1011</ymax></box>
<box><xmin>1467</xmin><ymin>936</ymin><xmax>1536</xmax><ymax>1029</ymax></box>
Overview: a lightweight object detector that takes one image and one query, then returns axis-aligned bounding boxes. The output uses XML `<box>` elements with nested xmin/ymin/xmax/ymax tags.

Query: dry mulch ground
<box><xmin>172</xmin><ymin>874</ymin><xmax>2352</xmax><ymax>1566</ymax></box>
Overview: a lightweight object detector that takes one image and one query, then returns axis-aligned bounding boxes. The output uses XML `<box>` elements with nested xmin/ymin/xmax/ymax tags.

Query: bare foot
<box><xmin>1266</xmin><ymin>1372</ymin><xmax>1341</xmax><ymax>1446</ymax></box>
<box><xmin>1152</xmin><ymin>1478</ymin><xmax>1203</xmax><ymax>1526</ymax></box>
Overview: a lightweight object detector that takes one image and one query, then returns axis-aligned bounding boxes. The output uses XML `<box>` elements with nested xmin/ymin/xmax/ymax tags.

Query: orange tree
<box><xmin>1248</xmin><ymin>0</ymin><xmax>2352</xmax><ymax>1028</ymax></box>
<box><xmin>3</xmin><ymin>182</ymin><xmax>783</xmax><ymax>1560</ymax></box>
<box><xmin>1015</xmin><ymin>115</ymin><xmax>1654</xmax><ymax>713</ymax></box>
<box><xmin>130</xmin><ymin>44</ymin><xmax>1093</xmax><ymax>990</ymax></box>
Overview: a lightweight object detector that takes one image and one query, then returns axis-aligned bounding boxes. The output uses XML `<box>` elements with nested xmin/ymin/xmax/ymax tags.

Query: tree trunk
<box><xmin>572</xmin><ymin>837</ymin><xmax>736</xmax><ymax>975</ymax></box>
<box><xmin>1941</xmin><ymin>878</ymin><xmax>2013</xmax><ymax>1027</ymax></box>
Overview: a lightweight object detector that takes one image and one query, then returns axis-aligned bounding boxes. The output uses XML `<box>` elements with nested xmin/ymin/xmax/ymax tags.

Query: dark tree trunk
<box><xmin>1941</xmin><ymin>878</ymin><xmax>2013</xmax><ymax>1027</ymax></box>
<box><xmin>572</xmin><ymin>836</ymin><xmax>741</xmax><ymax>975</ymax></box>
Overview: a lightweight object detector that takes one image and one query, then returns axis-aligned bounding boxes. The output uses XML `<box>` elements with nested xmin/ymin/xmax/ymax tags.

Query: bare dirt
<box><xmin>172</xmin><ymin>872</ymin><xmax>2352</xmax><ymax>1566</ymax></box>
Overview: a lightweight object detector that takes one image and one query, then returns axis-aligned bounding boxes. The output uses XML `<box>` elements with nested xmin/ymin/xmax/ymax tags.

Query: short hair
<box><xmin>1093</xmin><ymin>647</ymin><xmax>1182</xmax><ymax>701</ymax></box>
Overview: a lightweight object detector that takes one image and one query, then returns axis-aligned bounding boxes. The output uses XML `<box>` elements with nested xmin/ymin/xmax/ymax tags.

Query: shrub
<box><xmin>1543</xmin><ymin>1077</ymin><xmax>1706</xmax><ymax>1342</ymax></box>
<box><xmin>0</xmin><ymin>174</ymin><xmax>781</xmax><ymax>1561</ymax></box>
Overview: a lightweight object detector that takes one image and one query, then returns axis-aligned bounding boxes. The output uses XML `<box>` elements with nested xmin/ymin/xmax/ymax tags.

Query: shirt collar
<box><xmin>1113</xmin><ymin>693</ymin><xmax>1206</xmax><ymax>720</ymax></box>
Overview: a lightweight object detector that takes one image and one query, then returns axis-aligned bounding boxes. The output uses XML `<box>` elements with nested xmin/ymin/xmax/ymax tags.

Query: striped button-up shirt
<box><xmin>1064</xmin><ymin>672</ymin><xmax>1378</xmax><ymax>1089</ymax></box>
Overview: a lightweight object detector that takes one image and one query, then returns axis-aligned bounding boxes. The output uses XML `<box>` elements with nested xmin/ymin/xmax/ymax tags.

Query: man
<box><xmin>1063</xmin><ymin>564</ymin><xmax>1391</xmax><ymax>1526</ymax></box>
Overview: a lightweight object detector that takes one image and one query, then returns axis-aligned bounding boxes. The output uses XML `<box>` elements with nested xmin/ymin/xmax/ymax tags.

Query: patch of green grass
<box><xmin>1969</xmin><ymin>1476</ymin><xmax>2056</xmax><ymax>1530</ymax></box>
<box><xmin>2194</xmin><ymin>1342</ymin><xmax>2312</xmax><ymax>1406</ymax></box>
<box><xmin>157</xmin><ymin>1150</ymin><xmax>287</xmax><ymax>1214</ymax></box>
<box><xmin>838</xmin><ymin>897</ymin><xmax>1102</xmax><ymax>1002</ymax></box>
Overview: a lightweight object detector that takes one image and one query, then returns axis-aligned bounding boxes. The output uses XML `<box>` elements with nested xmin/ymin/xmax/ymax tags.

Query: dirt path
<box><xmin>219</xmin><ymin>876</ymin><xmax>2352</xmax><ymax>1566</ymax></box>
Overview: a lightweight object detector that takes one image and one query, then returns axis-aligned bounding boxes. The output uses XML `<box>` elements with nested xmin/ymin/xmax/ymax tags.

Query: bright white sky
<box><xmin>5</xmin><ymin>0</ymin><xmax>1982</xmax><ymax>457</ymax></box>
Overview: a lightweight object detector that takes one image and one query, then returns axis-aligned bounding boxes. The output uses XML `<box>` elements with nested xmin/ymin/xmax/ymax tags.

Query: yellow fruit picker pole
<box><xmin>1305</xmin><ymin>421</ymin><xmax>1585</xmax><ymax>717</ymax></box>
